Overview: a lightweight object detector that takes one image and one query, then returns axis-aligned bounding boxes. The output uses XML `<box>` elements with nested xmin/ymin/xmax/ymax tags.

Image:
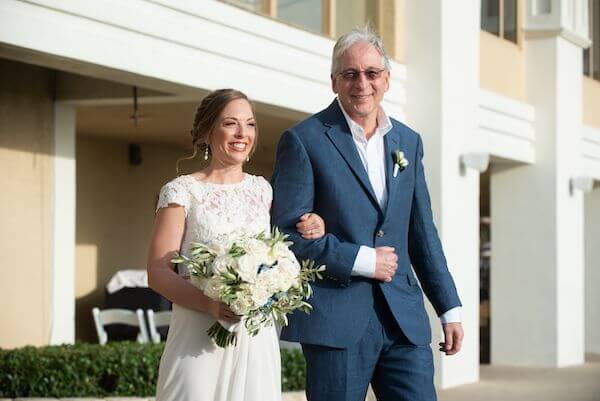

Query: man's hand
<box><xmin>374</xmin><ymin>246</ymin><xmax>397</xmax><ymax>282</ymax></box>
<box><xmin>439</xmin><ymin>322</ymin><xmax>463</xmax><ymax>355</ymax></box>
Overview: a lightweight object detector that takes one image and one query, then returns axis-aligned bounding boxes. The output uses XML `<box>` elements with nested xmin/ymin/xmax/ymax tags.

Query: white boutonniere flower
<box><xmin>393</xmin><ymin>149</ymin><xmax>409</xmax><ymax>177</ymax></box>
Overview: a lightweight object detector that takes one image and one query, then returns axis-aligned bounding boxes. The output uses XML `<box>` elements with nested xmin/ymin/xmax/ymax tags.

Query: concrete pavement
<box><xmin>4</xmin><ymin>355</ymin><xmax>599</xmax><ymax>401</ymax></box>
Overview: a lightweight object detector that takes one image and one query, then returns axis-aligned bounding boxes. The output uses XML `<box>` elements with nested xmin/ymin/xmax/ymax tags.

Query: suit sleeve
<box><xmin>271</xmin><ymin>130</ymin><xmax>360</xmax><ymax>286</ymax></box>
<box><xmin>408</xmin><ymin>134</ymin><xmax>462</xmax><ymax>316</ymax></box>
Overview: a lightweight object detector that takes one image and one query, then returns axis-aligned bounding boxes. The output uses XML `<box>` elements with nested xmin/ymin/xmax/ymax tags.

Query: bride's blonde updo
<box><xmin>176</xmin><ymin>88</ymin><xmax>259</xmax><ymax>174</ymax></box>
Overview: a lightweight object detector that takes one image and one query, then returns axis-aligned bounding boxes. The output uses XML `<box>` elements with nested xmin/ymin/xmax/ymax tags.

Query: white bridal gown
<box><xmin>154</xmin><ymin>174</ymin><xmax>281</xmax><ymax>401</ymax></box>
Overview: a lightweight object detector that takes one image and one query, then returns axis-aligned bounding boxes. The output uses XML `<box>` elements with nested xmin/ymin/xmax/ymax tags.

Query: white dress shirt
<box><xmin>338</xmin><ymin>98</ymin><xmax>461</xmax><ymax>324</ymax></box>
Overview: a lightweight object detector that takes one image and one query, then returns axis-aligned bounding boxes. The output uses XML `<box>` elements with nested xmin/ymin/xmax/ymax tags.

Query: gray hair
<box><xmin>331</xmin><ymin>26</ymin><xmax>391</xmax><ymax>75</ymax></box>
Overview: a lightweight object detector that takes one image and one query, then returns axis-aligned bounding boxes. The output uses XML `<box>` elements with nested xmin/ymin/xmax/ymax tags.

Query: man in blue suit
<box><xmin>271</xmin><ymin>27</ymin><xmax>463</xmax><ymax>401</ymax></box>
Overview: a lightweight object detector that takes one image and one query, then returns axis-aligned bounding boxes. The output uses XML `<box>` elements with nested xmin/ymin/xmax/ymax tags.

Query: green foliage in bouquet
<box><xmin>0</xmin><ymin>343</ymin><xmax>306</xmax><ymax>397</ymax></box>
<box><xmin>172</xmin><ymin>227</ymin><xmax>325</xmax><ymax>348</ymax></box>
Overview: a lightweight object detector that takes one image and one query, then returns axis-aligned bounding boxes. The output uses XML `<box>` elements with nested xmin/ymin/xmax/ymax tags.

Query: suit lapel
<box><xmin>384</xmin><ymin>123</ymin><xmax>402</xmax><ymax>215</ymax></box>
<box><xmin>321</xmin><ymin>101</ymin><xmax>382</xmax><ymax>214</ymax></box>
<box><xmin>325</xmin><ymin>126</ymin><xmax>382</xmax><ymax>213</ymax></box>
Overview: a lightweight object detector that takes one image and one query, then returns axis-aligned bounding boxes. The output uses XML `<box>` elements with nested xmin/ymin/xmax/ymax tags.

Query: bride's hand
<box><xmin>296</xmin><ymin>212</ymin><xmax>326</xmax><ymax>240</ymax></box>
<box><xmin>208</xmin><ymin>300</ymin><xmax>241</xmax><ymax>323</ymax></box>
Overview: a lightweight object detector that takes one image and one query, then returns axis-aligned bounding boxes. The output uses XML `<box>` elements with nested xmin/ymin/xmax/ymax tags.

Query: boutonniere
<box><xmin>393</xmin><ymin>149</ymin><xmax>409</xmax><ymax>177</ymax></box>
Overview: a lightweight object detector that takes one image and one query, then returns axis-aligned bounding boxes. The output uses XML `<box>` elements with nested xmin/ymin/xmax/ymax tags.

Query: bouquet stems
<box><xmin>207</xmin><ymin>322</ymin><xmax>237</xmax><ymax>347</ymax></box>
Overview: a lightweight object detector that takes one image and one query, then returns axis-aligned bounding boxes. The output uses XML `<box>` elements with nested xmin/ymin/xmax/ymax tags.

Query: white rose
<box><xmin>275</xmin><ymin>258</ymin><xmax>300</xmax><ymax>292</ymax></box>
<box><xmin>256</xmin><ymin>269</ymin><xmax>280</xmax><ymax>293</ymax></box>
<box><xmin>250</xmin><ymin>285</ymin><xmax>271</xmax><ymax>308</ymax></box>
<box><xmin>272</xmin><ymin>242</ymin><xmax>292</xmax><ymax>259</ymax></box>
<box><xmin>278</xmin><ymin>269</ymin><xmax>296</xmax><ymax>292</ymax></box>
<box><xmin>243</xmin><ymin>238</ymin><xmax>269</xmax><ymax>259</ymax></box>
<box><xmin>212</xmin><ymin>255</ymin><xmax>236</xmax><ymax>274</ymax></box>
<box><xmin>230</xmin><ymin>291</ymin><xmax>253</xmax><ymax>315</ymax></box>
<box><xmin>277</xmin><ymin>257</ymin><xmax>300</xmax><ymax>278</ymax></box>
<box><xmin>236</xmin><ymin>254</ymin><xmax>259</xmax><ymax>283</ymax></box>
<box><xmin>203</xmin><ymin>276</ymin><xmax>224</xmax><ymax>300</ymax></box>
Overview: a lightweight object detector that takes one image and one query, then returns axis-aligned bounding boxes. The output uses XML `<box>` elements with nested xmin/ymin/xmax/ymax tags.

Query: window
<box><xmin>336</xmin><ymin>1</ymin><xmax>378</xmax><ymax>40</ymax></box>
<box><xmin>219</xmin><ymin>0</ymin><xmax>390</xmax><ymax>50</ymax></box>
<box><xmin>481</xmin><ymin>0</ymin><xmax>519</xmax><ymax>44</ymax></box>
<box><xmin>584</xmin><ymin>0</ymin><xmax>600</xmax><ymax>81</ymax></box>
<box><xmin>481</xmin><ymin>0</ymin><xmax>500</xmax><ymax>36</ymax></box>
<box><xmin>277</xmin><ymin>0</ymin><xmax>323</xmax><ymax>34</ymax></box>
<box><xmin>221</xmin><ymin>0</ymin><xmax>329</xmax><ymax>35</ymax></box>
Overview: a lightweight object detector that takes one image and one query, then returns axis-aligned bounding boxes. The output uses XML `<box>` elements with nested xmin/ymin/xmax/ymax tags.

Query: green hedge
<box><xmin>0</xmin><ymin>342</ymin><xmax>306</xmax><ymax>398</ymax></box>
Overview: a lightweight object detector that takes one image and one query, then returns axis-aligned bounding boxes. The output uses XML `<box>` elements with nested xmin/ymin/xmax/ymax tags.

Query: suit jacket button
<box><xmin>376</xmin><ymin>230</ymin><xmax>385</xmax><ymax>238</ymax></box>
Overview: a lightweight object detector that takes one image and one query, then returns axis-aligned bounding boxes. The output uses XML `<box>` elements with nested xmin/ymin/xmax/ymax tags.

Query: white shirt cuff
<box><xmin>440</xmin><ymin>307</ymin><xmax>462</xmax><ymax>324</ymax></box>
<box><xmin>351</xmin><ymin>246</ymin><xmax>376</xmax><ymax>278</ymax></box>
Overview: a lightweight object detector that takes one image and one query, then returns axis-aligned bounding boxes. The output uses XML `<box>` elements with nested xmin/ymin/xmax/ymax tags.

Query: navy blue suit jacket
<box><xmin>271</xmin><ymin>100</ymin><xmax>462</xmax><ymax>348</ymax></box>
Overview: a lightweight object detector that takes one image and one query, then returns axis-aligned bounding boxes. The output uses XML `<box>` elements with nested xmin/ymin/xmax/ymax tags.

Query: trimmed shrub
<box><xmin>0</xmin><ymin>342</ymin><xmax>306</xmax><ymax>397</ymax></box>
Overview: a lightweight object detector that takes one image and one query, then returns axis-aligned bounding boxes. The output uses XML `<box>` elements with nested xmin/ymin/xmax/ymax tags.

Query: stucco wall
<box><xmin>480</xmin><ymin>31</ymin><xmax>526</xmax><ymax>101</ymax></box>
<box><xmin>0</xmin><ymin>58</ymin><xmax>53</xmax><ymax>348</ymax></box>
<box><xmin>75</xmin><ymin>137</ymin><xmax>188</xmax><ymax>340</ymax></box>
<box><xmin>583</xmin><ymin>77</ymin><xmax>600</xmax><ymax>130</ymax></box>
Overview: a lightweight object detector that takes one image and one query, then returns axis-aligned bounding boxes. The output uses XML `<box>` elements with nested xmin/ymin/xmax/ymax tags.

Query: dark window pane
<box><xmin>503</xmin><ymin>0</ymin><xmax>517</xmax><ymax>43</ymax></box>
<box><xmin>278</xmin><ymin>0</ymin><xmax>323</xmax><ymax>34</ymax></box>
<box><xmin>593</xmin><ymin>0</ymin><xmax>600</xmax><ymax>80</ymax></box>
<box><xmin>584</xmin><ymin>48</ymin><xmax>591</xmax><ymax>76</ymax></box>
<box><xmin>481</xmin><ymin>0</ymin><xmax>500</xmax><ymax>36</ymax></box>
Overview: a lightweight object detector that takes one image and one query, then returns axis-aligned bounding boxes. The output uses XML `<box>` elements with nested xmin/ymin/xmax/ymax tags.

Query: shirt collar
<box><xmin>336</xmin><ymin>97</ymin><xmax>393</xmax><ymax>142</ymax></box>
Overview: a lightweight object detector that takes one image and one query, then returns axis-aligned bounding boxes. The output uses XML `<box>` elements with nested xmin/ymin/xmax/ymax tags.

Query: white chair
<box><xmin>92</xmin><ymin>307</ymin><xmax>149</xmax><ymax>345</ymax></box>
<box><xmin>146</xmin><ymin>309</ymin><xmax>172</xmax><ymax>344</ymax></box>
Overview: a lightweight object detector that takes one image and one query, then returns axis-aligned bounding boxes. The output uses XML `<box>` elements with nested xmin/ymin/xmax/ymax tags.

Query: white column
<box><xmin>50</xmin><ymin>103</ymin><xmax>76</xmax><ymax>344</ymax></box>
<box><xmin>586</xmin><ymin>186</ymin><xmax>600</xmax><ymax>355</ymax></box>
<box><xmin>491</xmin><ymin>0</ymin><xmax>589</xmax><ymax>367</ymax></box>
<box><xmin>404</xmin><ymin>0</ymin><xmax>480</xmax><ymax>388</ymax></box>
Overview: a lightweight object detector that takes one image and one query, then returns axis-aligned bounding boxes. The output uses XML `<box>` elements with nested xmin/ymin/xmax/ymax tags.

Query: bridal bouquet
<box><xmin>172</xmin><ymin>228</ymin><xmax>325</xmax><ymax>347</ymax></box>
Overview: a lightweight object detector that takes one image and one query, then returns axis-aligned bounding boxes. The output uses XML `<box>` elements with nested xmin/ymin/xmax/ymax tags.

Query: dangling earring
<box><xmin>204</xmin><ymin>145</ymin><xmax>210</xmax><ymax>161</ymax></box>
<box><xmin>246</xmin><ymin>156</ymin><xmax>250</xmax><ymax>162</ymax></box>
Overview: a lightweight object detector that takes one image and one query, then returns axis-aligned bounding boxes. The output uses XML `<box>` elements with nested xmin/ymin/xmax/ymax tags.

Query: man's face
<box><xmin>331</xmin><ymin>42</ymin><xmax>390</xmax><ymax>121</ymax></box>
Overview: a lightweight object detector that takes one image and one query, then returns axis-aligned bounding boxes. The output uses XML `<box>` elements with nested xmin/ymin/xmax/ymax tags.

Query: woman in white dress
<box><xmin>147</xmin><ymin>89</ymin><xmax>325</xmax><ymax>401</ymax></box>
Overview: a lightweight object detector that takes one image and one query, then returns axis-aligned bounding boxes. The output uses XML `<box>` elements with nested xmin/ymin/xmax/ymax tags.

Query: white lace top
<box><xmin>155</xmin><ymin>173</ymin><xmax>272</xmax><ymax>278</ymax></box>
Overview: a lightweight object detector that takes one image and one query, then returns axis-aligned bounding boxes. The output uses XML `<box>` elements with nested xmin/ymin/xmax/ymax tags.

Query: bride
<box><xmin>147</xmin><ymin>89</ymin><xmax>325</xmax><ymax>401</ymax></box>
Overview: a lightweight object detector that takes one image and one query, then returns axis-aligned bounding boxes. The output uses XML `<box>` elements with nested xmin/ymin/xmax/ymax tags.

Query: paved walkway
<box><xmin>439</xmin><ymin>354</ymin><xmax>600</xmax><ymax>401</ymax></box>
<box><xmin>5</xmin><ymin>355</ymin><xmax>600</xmax><ymax>401</ymax></box>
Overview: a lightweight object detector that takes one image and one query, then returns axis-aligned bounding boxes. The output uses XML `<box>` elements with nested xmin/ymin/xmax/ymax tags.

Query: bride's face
<box><xmin>209</xmin><ymin>98</ymin><xmax>256</xmax><ymax>167</ymax></box>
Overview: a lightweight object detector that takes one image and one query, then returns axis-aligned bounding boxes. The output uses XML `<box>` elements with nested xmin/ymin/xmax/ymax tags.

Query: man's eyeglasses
<box><xmin>337</xmin><ymin>68</ymin><xmax>386</xmax><ymax>82</ymax></box>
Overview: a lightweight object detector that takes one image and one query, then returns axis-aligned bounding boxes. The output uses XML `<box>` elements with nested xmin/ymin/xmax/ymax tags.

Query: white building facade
<box><xmin>0</xmin><ymin>0</ymin><xmax>599</xmax><ymax>390</ymax></box>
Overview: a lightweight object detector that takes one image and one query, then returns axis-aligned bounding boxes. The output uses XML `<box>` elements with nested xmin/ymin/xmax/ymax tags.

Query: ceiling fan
<box><xmin>129</xmin><ymin>86</ymin><xmax>152</xmax><ymax>127</ymax></box>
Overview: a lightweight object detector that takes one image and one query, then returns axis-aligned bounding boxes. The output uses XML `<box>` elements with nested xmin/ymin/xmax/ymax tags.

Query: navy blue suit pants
<box><xmin>302</xmin><ymin>286</ymin><xmax>436</xmax><ymax>401</ymax></box>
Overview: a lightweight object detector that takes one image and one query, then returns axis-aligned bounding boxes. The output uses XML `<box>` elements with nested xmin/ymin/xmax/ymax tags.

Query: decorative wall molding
<box><xmin>524</xmin><ymin>0</ymin><xmax>591</xmax><ymax>48</ymax></box>
<box><xmin>583</xmin><ymin>125</ymin><xmax>600</xmax><ymax>180</ymax></box>
<box><xmin>477</xmin><ymin>89</ymin><xmax>536</xmax><ymax>164</ymax></box>
<box><xmin>0</xmin><ymin>0</ymin><xmax>406</xmax><ymax>117</ymax></box>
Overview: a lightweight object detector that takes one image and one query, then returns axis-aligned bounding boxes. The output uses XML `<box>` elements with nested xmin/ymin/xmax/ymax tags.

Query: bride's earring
<box><xmin>246</xmin><ymin>156</ymin><xmax>250</xmax><ymax>162</ymax></box>
<box><xmin>204</xmin><ymin>145</ymin><xmax>210</xmax><ymax>161</ymax></box>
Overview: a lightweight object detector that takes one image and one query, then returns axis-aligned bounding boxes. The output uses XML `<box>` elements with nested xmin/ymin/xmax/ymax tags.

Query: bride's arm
<box><xmin>147</xmin><ymin>204</ymin><xmax>239</xmax><ymax>323</ymax></box>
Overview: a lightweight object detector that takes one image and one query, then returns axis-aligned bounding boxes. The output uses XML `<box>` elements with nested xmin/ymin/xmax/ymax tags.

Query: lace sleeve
<box><xmin>259</xmin><ymin>176</ymin><xmax>273</xmax><ymax>208</ymax></box>
<box><xmin>156</xmin><ymin>179</ymin><xmax>191</xmax><ymax>216</ymax></box>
